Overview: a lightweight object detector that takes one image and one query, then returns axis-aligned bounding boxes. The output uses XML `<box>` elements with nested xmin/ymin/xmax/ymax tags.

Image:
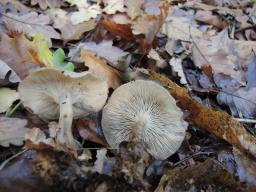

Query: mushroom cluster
<box><xmin>101</xmin><ymin>80</ymin><xmax>187</xmax><ymax>160</ymax></box>
<box><xmin>19</xmin><ymin>68</ymin><xmax>108</xmax><ymax>149</ymax></box>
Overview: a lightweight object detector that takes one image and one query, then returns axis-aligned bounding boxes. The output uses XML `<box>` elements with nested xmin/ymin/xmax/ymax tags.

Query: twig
<box><xmin>0</xmin><ymin>149</ymin><xmax>28</xmax><ymax>171</ymax></box>
<box><xmin>173</xmin><ymin>151</ymin><xmax>215</xmax><ymax>167</ymax></box>
<box><xmin>235</xmin><ymin>118</ymin><xmax>256</xmax><ymax>124</ymax></box>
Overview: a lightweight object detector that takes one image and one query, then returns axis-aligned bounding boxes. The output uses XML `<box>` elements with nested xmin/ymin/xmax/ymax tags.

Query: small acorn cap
<box><xmin>102</xmin><ymin>80</ymin><xmax>187</xmax><ymax>160</ymax></box>
<box><xmin>19</xmin><ymin>68</ymin><xmax>108</xmax><ymax>149</ymax></box>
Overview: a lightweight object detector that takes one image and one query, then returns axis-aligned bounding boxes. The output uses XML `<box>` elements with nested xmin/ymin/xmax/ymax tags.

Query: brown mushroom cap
<box><xmin>102</xmin><ymin>80</ymin><xmax>187</xmax><ymax>160</ymax></box>
<box><xmin>19</xmin><ymin>68</ymin><xmax>108</xmax><ymax>149</ymax></box>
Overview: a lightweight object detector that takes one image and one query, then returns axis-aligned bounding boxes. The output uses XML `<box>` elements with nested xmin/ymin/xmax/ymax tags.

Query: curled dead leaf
<box><xmin>80</xmin><ymin>50</ymin><xmax>122</xmax><ymax>89</ymax></box>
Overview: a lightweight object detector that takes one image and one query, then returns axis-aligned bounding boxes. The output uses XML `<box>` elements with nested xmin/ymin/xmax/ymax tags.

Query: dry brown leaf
<box><xmin>205</xmin><ymin>0</ymin><xmax>250</xmax><ymax>8</ymax></box>
<box><xmin>0</xmin><ymin>33</ymin><xmax>39</xmax><ymax>80</ymax></box>
<box><xmin>80</xmin><ymin>50</ymin><xmax>122</xmax><ymax>89</ymax></box>
<box><xmin>50</xmin><ymin>9</ymin><xmax>96</xmax><ymax>41</ymax></box>
<box><xmin>192</xmin><ymin>30</ymin><xmax>256</xmax><ymax>84</ymax></box>
<box><xmin>194</xmin><ymin>10</ymin><xmax>227</xmax><ymax>29</ymax></box>
<box><xmin>169</xmin><ymin>58</ymin><xmax>187</xmax><ymax>85</ymax></box>
<box><xmin>0</xmin><ymin>59</ymin><xmax>21</xmax><ymax>83</ymax></box>
<box><xmin>149</xmin><ymin>71</ymin><xmax>256</xmax><ymax>158</ymax></box>
<box><xmin>3</xmin><ymin>12</ymin><xmax>61</xmax><ymax>39</ymax></box>
<box><xmin>155</xmin><ymin>158</ymin><xmax>245</xmax><ymax>192</ymax></box>
<box><xmin>103</xmin><ymin>0</ymin><xmax>126</xmax><ymax>15</ymax></box>
<box><xmin>125</xmin><ymin>0</ymin><xmax>143</xmax><ymax>20</ymax></box>
<box><xmin>99</xmin><ymin>18</ymin><xmax>134</xmax><ymax>41</ymax></box>
<box><xmin>80</xmin><ymin>40</ymin><xmax>128</xmax><ymax>70</ymax></box>
<box><xmin>76</xmin><ymin>116</ymin><xmax>108</xmax><ymax>146</ymax></box>
<box><xmin>0</xmin><ymin>117</ymin><xmax>29</xmax><ymax>147</ymax></box>
<box><xmin>30</xmin><ymin>0</ymin><xmax>63</xmax><ymax>10</ymax></box>
<box><xmin>233</xmin><ymin>148</ymin><xmax>256</xmax><ymax>188</ymax></box>
<box><xmin>184</xmin><ymin>1</ymin><xmax>244</xmax><ymax>17</ymax></box>
<box><xmin>132</xmin><ymin>1</ymin><xmax>168</xmax><ymax>45</ymax></box>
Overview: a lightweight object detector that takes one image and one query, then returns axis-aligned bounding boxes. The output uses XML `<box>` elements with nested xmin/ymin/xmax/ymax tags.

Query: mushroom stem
<box><xmin>57</xmin><ymin>94</ymin><xmax>78</xmax><ymax>149</ymax></box>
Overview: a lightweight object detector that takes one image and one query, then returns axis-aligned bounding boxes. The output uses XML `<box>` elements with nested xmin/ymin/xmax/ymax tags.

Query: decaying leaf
<box><xmin>77</xmin><ymin>115</ymin><xmax>107</xmax><ymax>146</ymax></box>
<box><xmin>147</xmin><ymin>49</ymin><xmax>167</xmax><ymax>68</ymax></box>
<box><xmin>69</xmin><ymin>0</ymin><xmax>101</xmax><ymax>24</ymax></box>
<box><xmin>161</xmin><ymin>7</ymin><xmax>203</xmax><ymax>41</ymax></box>
<box><xmin>169</xmin><ymin>57</ymin><xmax>187</xmax><ymax>85</ymax></box>
<box><xmin>155</xmin><ymin>158</ymin><xmax>246</xmax><ymax>192</ymax></box>
<box><xmin>99</xmin><ymin>18</ymin><xmax>134</xmax><ymax>41</ymax></box>
<box><xmin>0</xmin><ymin>117</ymin><xmax>29</xmax><ymax>147</ymax></box>
<box><xmin>81</xmin><ymin>40</ymin><xmax>129</xmax><ymax>70</ymax></box>
<box><xmin>0</xmin><ymin>88</ymin><xmax>19</xmax><ymax>113</ymax></box>
<box><xmin>149</xmin><ymin>70</ymin><xmax>256</xmax><ymax>158</ymax></box>
<box><xmin>0</xmin><ymin>33</ymin><xmax>39</xmax><ymax>80</ymax></box>
<box><xmin>30</xmin><ymin>0</ymin><xmax>63</xmax><ymax>10</ymax></box>
<box><xmin>103</xmin><ymin>0</ymin><xmax>126</xmax><ymax>15</ymax></box>
<box><xmin>192</xmin><ymin>30</ymin><xmax>255</xmax><ymax>83</ymax></box>
<box><xmin>3</xmin><ymin>12</ymin><xmax>61</xmax><ymax>39</ymax></box>
<box><xmin>94</xmin><ymin>148</ymin><xmax>115</xmax><ymax>175</ymax></box>
<box><xmin>0</xmin><ymin>59</ymin><xmax>21</xmax><ymax>83</ymax></box>
<box><xmin>233</xmin><ymin>148</ymin><xmax>256</xmax><ymax>188</ymax></box>
<box><xmin>125</xmin><ymin>0</ymin><xmax>143</xmax><ymax>20</ymax></box>
<box><xmin>80</xmin><ymin>50</ymin><xmax>122</xmax><ymax>89</ymax></box>
<box><xmin>51</xmin><ymin>9</ymin><xmax>96</xmax><ymax>41</ymax></box>
<box><xmin>194</xmin><ymin>10</ymin><xmax>227</xmax><ymax>29</ymax></box>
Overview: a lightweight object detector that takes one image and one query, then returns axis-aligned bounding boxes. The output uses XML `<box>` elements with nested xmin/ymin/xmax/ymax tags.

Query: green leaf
<box><xmin>53</xmin><ymin>48</ymin><xmax>75</xmax><ymax>71</ymax></box>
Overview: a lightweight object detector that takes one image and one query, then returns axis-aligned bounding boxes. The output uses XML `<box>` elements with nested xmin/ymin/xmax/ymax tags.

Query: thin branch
<box><xmin>173</xmin><ymin>151</ymin><xmax>214</xmax><ymax>167</ymax></box>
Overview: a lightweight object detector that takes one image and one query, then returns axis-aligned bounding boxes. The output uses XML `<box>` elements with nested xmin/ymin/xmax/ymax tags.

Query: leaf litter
<box><xmin>0</xmin><ymin>0</ymin><xmax>256</xmax><ymax>191</ymax></box>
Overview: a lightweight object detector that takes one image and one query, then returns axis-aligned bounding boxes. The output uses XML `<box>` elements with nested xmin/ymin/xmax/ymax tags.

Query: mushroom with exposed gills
<box><xmin>19</xmin><ymin>68</ymin><xmax>108</xmax><ymax>149</ymax></box>
<box><xmin>102</xmin><ymin>80</ymin><xmax>187</xmax><ymax>160</ymax></box>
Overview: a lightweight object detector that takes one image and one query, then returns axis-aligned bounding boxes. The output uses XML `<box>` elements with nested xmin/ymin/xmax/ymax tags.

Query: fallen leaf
<box><xmin>81</xmin><ymin>40</ymin><xmax>129</xmax><ymax>70</ymax></box>
<box><xmin>69</xmin><ymin>1</ymin><xmax>101</xmax><ymax>24</ymax></box>
<box><xmin>3</xmin><ymin>12</ymin><xmax>61</xmax><ymax>40</ymax></box>
<box><xmin>0</xmin><ymin>33</ymin><xmax>39</xmax><ymax>80</ymax></box>
<box><xmin>143</xmin><ymin>0</ymin><xmax>161</xmax><ymax>15</ymax></box>
<box><xmin>103</xmin><ymin>0</ymin><xmax>126</xmax><ymax>15</ymax></box>
<box><xmin>149</xmin><ymin>70</ymin><xmax>256</xmax><ymax>158</ymax></box>
<box><xmin>25</xmin><ymin>126</ymin><xmax>68</xmax><ymax>152</ymax></box>
<box><xmin>233</xmin><ymin>148</ymin><xmax>256</xmax><ymax>188</ymax></box>
<box><xmin>169</xmin><ymin>57</ymin><xmax>187</xmax><ymax>85</ymax></box>
<box><xmin>161</xmin><ymin>14</ymin><xmax>203</xmax><ymax>41</ymax></box>
<box><xmin>0</xmin><ymin>59</ymin><xmax>21</xmax><ymax>83</ymax></box>
<box><xmin>99</xmin><ymin>18</ymin><xmax>134</xmax><ymax>41</ymax></box>
<box><xmin>147</xmin><ymin>49</ymin><xmax>167</xmax><ymax>68</ymax></box>
<box><xmin>0</xmin><ymin>117</ymin><xmax>29</xmax><ymax>147</ymax></box>
<box><xmin>94</xmin><ymin>149</ymin><xmax>114</xmax><ymax>174</ymax></box>
<box><xmin>76</xmin><ymin>115</ymin><xmax>108</xmax><ymax>146</ymax></box>
<box><xmin>125</xmin><ymin>0</ymin><xmax>143</xmax><ymax>20</ymax></box>
<box><xmin>31</xmin><ymin>33</ymin><xmax>53</xmax><ymax>67</ymax></box>
<box><xmin>30</xmin><ymin>0</ymin><xmax>64</xmax><ymax>10</ymax></box>
<box><xmin>192</xmin><ymin>30</ymin><xmax>256</xmax><ymax>84</ymax></box>
<box><xmin>132</xmin><ymin>15</ymin><xmax>162</xmax><ymax>45</ymax></box>
<box><xmin>50</xmin><ymin>8</ymin><xmax>96</xmax><ymax>41</ymax></box>
<box><xmin>155</xmin><ymin>158</ymin><xmax>246</xmax><ymax>192</ymax></box>
<box><xmin>194</xmin><ymin>10</ymin><xmax>227</xmax><ymax>29</ymax></box>
<box><xmin>0</xmin><ymin>88</ymin><xmax>19</xmax><ymax>113</ymax></box>
<box><xmin>80</xmin><ymin>50</ymin><xmax>122</xmax><ymax>89</ymax></box>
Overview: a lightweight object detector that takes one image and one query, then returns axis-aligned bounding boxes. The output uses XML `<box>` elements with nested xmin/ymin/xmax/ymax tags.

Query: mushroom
<box><xmin>101</xmin><ymin>80</ymin><xmax>187</xmax><ymax>159</ymax></box>
<box><xmin>19</xmin><ymin>68</ymin><xmax>108</xmax><ymax>149</ymax></box>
